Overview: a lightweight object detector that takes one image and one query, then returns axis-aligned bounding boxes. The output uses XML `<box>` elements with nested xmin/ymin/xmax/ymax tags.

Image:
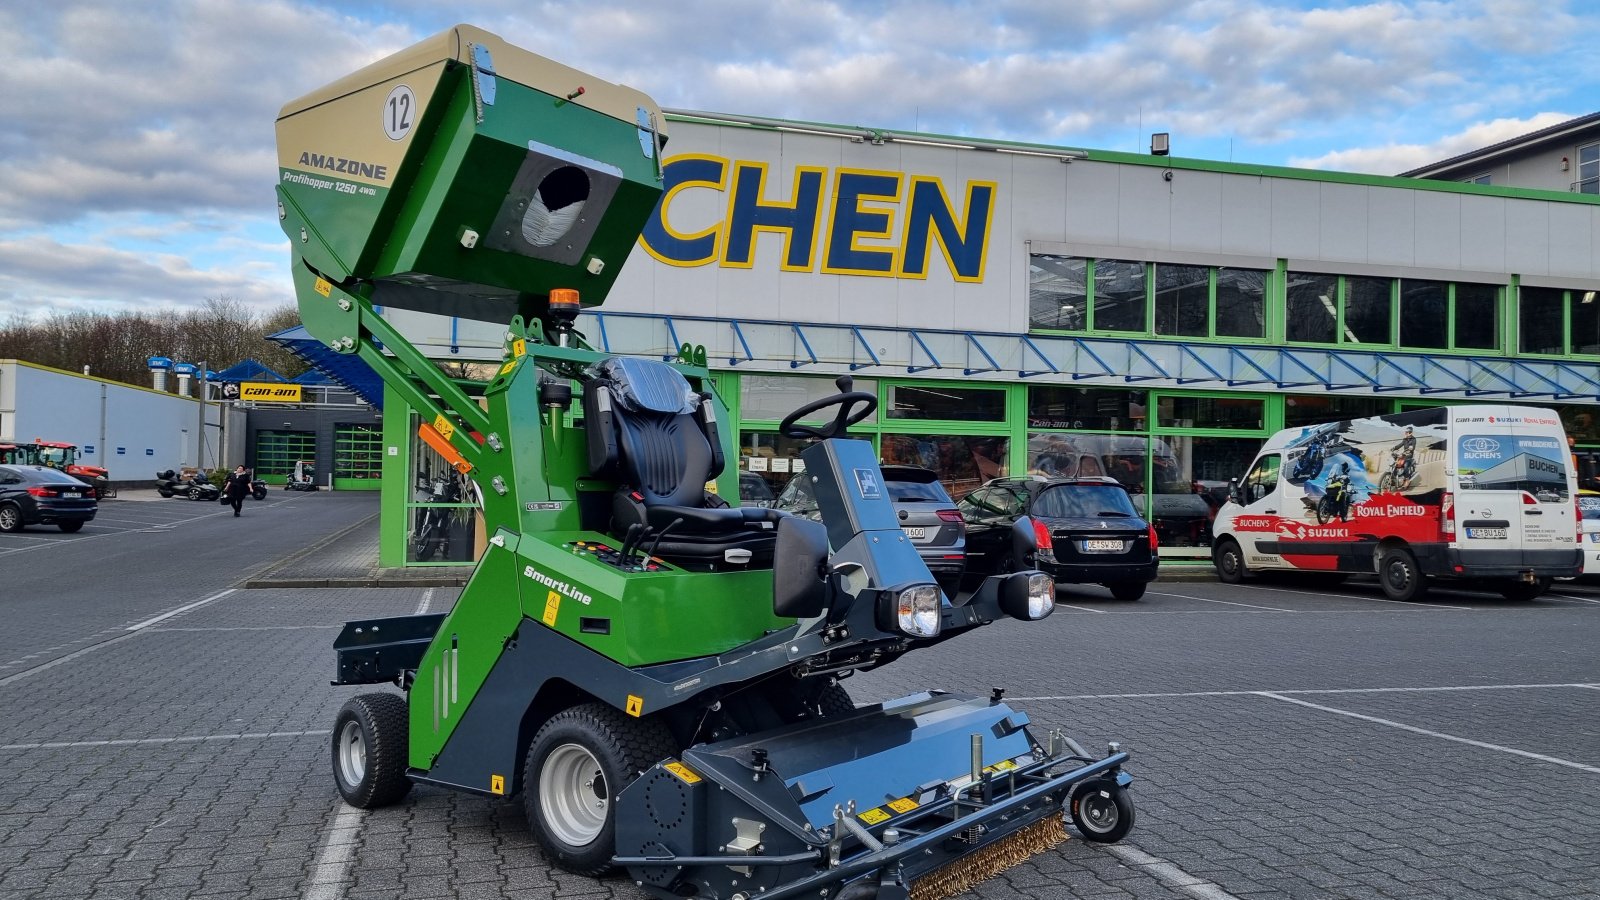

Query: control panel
<box><xmin>565</xmin><ymin>540</ymin><xmax>666</xmax><ymax>572</ymax></box>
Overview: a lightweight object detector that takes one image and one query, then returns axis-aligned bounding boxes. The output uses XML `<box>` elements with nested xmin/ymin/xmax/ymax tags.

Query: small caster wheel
<box><xmin>1070</xmin><ymin>778</ymin><xmax>1134</xmax><ymax>843</ymax></box>
<box><xmin>332</xmin><ymin>693</ymin><xmax>412</xmax><ymax>808</ymax></box>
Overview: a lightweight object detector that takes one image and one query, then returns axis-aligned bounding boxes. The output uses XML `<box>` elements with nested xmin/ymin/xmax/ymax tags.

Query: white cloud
<box><xmin>1289</xmin><ymin>112</ymin><xmax>1578</xmax><ymax>174</ymax></box>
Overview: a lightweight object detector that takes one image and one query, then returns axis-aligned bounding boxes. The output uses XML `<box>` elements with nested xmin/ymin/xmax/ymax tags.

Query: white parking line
<box><xmin>1257</xmin><ymin>691</ymin><xmax>1600</xmax><ymax>775</ymax></box>
<box><xmin>0</xmin><ymin>729</ymin><xmax>331</xmax><ymax>751</ymax></box>
<box><xmin>1238</xmin><ymin>583</ymin><xmax>1472</xmax><ymax>610</ymax></box>
<box><xmin>414</xmin><ymin>587</ymin><xmax>435</xmax><ymax>615</ymax></box>
<box><xmin>1107</xmin><ymin>845</ymin><xmax>1244</xmax><ymax>900</ymax></box>
<box><xmin>304</xmin><ymin>804</ymin><xmax>364</xmax><ymax>900</ymax></box>
<box><xmin>1054</xmin><ymin>603</ymin><xmax>1107</xmax><ymax>613</ymax></box>
<box><xmin>1009</xmin><ymin>682</ymin><xmax>1600</xmax><ymax>702</ymax></box>
<box><xmin>126</xmin><ymin>589</ymin><xmax>237</xmax><ymax>631</ymax></box>
<box><xmin>1547</xmin><ymin>592</ymin><xmax>1600</xmax><ymax>604</ymax></box>
<box><xmin>1149</xmin><ymin>590</ymin><xmax>1293</xmax><ymax>612</ymax></box>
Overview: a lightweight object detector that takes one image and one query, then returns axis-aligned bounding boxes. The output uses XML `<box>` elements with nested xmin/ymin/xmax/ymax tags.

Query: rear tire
<box><xmin>1070</xmin><ymin>778</ymin><xmax>1135</xmax><ymax>843</ymax></box>
<box><xmin>1378</xmin><ymin>549</ymin><xmax>1426</xmax><ymax>601</ymax></box>
<box><xmin>1498</xmin><ymin>577</ymin><xmax>1551</xmax><ymax>601</ymax></box>
<box><xmin>815</xmin><ymin>682</ymin><xmax>855</xmax><ymax>717</ymax></box>
<box><xmin>331</xmin><ymin>693</ymin><xmax>412</xmax><ymax>809</ymax></box>
<box><xmin>58</xmin><ymin>521</ymin><xmax>84</xmax><ymax>533</ymax></box>
<box><xmin>1214</xmin><ymin>539</ymin><xmax>1247</xmax><ymax>584</ymax></box>
<box><xmin>1107</xmin><ymin>581</ymin><xmax>1146</xmax><ymax>602</ymax></box>
<box><xmin>523</xmin><ymin>703</ymin><xmax>676</xmax><ymax>876</ymax></box>
<box><xmin>0</xmin><ymin>503</ymin><xmax>22</xmax><ymax>533</ymax></box>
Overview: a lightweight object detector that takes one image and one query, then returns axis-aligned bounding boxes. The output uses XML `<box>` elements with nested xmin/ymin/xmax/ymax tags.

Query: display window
<box><xmin>407</xmin><ymin>414</ymin><xmax>479</xmax><ymax>565</ymax></box>
<box><xmin>881</xmin><ymin>434</ymin><xmax>1008</xmax><ymax>499</ymax></box>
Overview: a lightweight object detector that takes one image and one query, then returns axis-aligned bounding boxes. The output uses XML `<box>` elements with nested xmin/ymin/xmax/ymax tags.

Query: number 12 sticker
<box><xmin>384</xmin><ymin>85</ymin><xmax>415</xmax><ymax>141</ymax></box>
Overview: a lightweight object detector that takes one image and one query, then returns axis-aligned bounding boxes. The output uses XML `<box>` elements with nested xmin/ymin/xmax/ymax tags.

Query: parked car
<box><xmin>1579</xmin><ymin>490</ymin><xmax>1600</xmax><ymax>577</ymax></box>
<box><xmin>959</xmin><ymin>475</ymin><xmax>1158</xmax><ymax>601</ymax></box>
<box><xmin>0</xmin><ymin>464</ymin><xmax>99</xmax><ymax>533</ymax></box>
<box><xmin>739</xmin><ymin>471</ymin><xmax>775</xmax><ymax>506</ymax></box>
<box><xmin>774</xmin><ymin>464</ymin><xmax>966</xmax><ymax>591</ymax></box>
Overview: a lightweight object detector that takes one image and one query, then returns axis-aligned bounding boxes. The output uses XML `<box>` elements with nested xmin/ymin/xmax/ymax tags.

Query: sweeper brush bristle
<box><xmin>909</xmin><ymin>816</ymin><xmax>1069</xmax><ymax>900</ymax></box>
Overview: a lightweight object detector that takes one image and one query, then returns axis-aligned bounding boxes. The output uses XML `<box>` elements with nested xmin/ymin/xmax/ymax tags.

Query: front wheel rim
<box><xmin>540</xmin><ymin>743</ymin><xmax>608</xmax><ymax>847</ymax></box>
<box><xmin>337</xmin><ymin>720</ymin><xmax>367</xmax><ymax>787</ymax></box>
<box><xmin>1079</xmin><ymin>791</ymin><xmax>1120</xmax><ymax>834</ymax></box>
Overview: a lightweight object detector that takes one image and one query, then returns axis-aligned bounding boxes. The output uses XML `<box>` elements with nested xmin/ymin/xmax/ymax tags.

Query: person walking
<box><xmin>222</xmin><ymin>465</ymin><xmax>252</xmax><ymax>517</ymax></box>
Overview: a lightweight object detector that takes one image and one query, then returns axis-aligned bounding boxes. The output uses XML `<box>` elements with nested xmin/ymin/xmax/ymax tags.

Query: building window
<box><xmin>1573</xmin><ymin>289</ymin><xmax>1600</xmax><ymax>355</ymax></box>
<box><xmin>740</xmin><ymin>374</ymin><xmax>878</xmax><ymax>424</ymax></box>
<box><xmin>1156</xmin><ymin>395</ymin><xmax>1264</xmax><ymax>431</ymax></box>
<box><xmin>886</xmin><ymin>384</ymin><xmax>1005</xmax><ymax>422</ymax></box>
<box><xmin>1282</xmin><ymin>395</ymin><xmax>1391</xmax><ymax>429</ymax></box>
<box><xmin>1154</xmin><ymin>263</ymin><xmax>1209</xmax><ymax>337</ymax></box>
<box><xmin>1215</xmin><ymin>267</ymin><xmax>1267</xmax><ymax>338</ymax></box>
<box><xmin>1454</xmin><ymin>283</ymin><xmax>1500</xmax><ymax>350</ymax></box>
<box><xmin>1344</xmin><ymin>276</ymin><xmax>1393</xmax><ymax>344</ymax></box>
<box><xmin>1285</xmin><ymin>272</ymin><xmax>1339</xmax><ymax>343</ymax></box>
<box><xmin>1578</xmin><ymin>143</ymin><xmax>1598</xmax><ymax>194</ymax></box>
<box><xmin>881</xmin><ymin>434</ymin><xmax>1008</xmax><ymax>499</ymax></box>
<box><xmin>1399</xmin><ymin>279</ymin><xmax>1449</xmax><ymax>349</ymax></box>
<box><xmin>333</xmin><ymin>423</ymin><xmax>383</xmax><ymax>485</ymax></box>
<box><xmin>1519</xmin><ymin>286</ymin><xmax>1572</xmax><ymax>355</ymax></box>
<box><xmin>254</xmin><ymin>429</ymin><xmax>315</xmax><ymax>483</ymax></box>
<box><xmin>1465</xmin><ymin>173</ymin><xmax>1492</xmax><ymax>185</ymax></box>
<box><xmin>1028</xmin><ymin>255</ymin><xmax>1087</xmax><ymax>330</ymax></box>
<box><xmin>1027</xmin><ymin>386</ymin><xmax>1146</xmax><ymax>431</ymax></box>
<box><xmin>1093</xmin><ymin>259</ymin><xmax>1148</xmax><ymax>332</ymax></box>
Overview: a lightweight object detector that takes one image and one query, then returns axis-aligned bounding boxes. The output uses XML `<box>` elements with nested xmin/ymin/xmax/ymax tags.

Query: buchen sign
<box><xmin>240</xmin><ymin>382</ymin><xmax>303</xmax><ymax>402</ymax></box>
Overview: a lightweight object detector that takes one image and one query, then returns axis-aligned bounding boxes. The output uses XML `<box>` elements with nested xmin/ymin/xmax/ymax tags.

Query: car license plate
<box><xmin>1082</xmin><ymin>539</ymin><xmax>1124</xmax><ymax>552</ymax></box>
<box><xmin>1589</xmin><ymin>533</ymin><xmax>1600</xmax><ymax>544</ymax></box>
<box><xmin>902</xmin><ymin>526</ymin><xmax>926</xmax><ymax>539</ymax></box>
<box><xmin>62</xmin><ymin>491</ymin><xmax>80</xmax><ymax>499</ymax></box>
<box><xmin>1467</xmin><ymin>527</ymin><xmax>1507</xmax><ymax>539</ymax></box>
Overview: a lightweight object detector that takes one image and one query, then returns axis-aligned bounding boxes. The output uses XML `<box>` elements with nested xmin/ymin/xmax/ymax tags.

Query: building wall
<box><xmin>0</xmin><ymin>360</ymin><xmax>222</xmax><ymax>480</ymax></box>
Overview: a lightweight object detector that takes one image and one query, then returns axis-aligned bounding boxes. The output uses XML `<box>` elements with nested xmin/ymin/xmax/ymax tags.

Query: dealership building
<box><xmin>341</xmin><ymin>110</ymin><xmax>1600</xmax><ymax>565</ymax></box>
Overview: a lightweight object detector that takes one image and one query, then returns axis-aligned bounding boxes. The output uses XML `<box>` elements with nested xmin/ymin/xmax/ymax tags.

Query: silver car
<box><xmin>774</xmin><ymin>464</ymin><xmax>966</xmax><ymax>590</ymax></box>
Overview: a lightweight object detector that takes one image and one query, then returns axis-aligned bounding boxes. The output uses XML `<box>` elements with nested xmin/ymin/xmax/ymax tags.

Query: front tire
<box><xmin>1070</xmin><ymin>778</ymin><xmax>1135</xmax><ymax>843</ymax></box>
<box><xmin>523</xmin><ymin>703</ymin><xmax>676</xmax><ymax>875</ymax></box>
<box><xmin>1107</xmin><ymin>581</ymin><xmax>1146</xmax><ymax>601</ymax></box>
<box><xmin>1378</xmin><ymin>548</ymin><xmax>1426</xmax><ymax>602</ymax></box>
<box><xmin>1379</xmin><ymin>472</ymin><xmax>1398</xmax><ymax>494</ymax></box>
<box><xmin>331</xmin><ymin>693</ymin><xmax>412</xmax><ymax>809</ymax></box>
<box><xmin>187</xmin><ymin>486</ymin><xmax>202</xmax><ymax>500</ymax></box>
<box><xmin>1214</xmin><ymin>539</ymin><xmax>1247</xmax><ymax>584</ymax></box>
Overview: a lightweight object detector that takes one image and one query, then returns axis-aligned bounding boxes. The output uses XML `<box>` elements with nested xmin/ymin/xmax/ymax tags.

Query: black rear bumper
<box><xmin>1438</xmin><ymin>547</ymin><xmax>1581</xmax><ymax>579</ymax></box>
<box><xmin>1041</xmin><ymin>559</ymin><xmax>1159</xmax><ymax>584</ymax></box>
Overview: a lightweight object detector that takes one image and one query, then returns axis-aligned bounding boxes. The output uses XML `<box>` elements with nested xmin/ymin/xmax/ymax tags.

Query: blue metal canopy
<box><xmin>212</xmin><ymin>359</ymin><xmax>287</xmax><ymax>383</ymax></box>
<box><xmin>267</xmin><ymin>325</ymin><xmax>384</xmax><ymax>408</ymax></box>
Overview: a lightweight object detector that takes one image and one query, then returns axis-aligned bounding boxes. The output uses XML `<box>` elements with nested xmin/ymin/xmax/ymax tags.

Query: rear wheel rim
<box><xmin>0</xmin><ymin>507</ymin><xmax>17</xmax><ymax>529</ymax></box>
<box><xmin>1385</xmin><ymin>559</ymin><xmax>1411</xmax><ymax>591</ymax></box>
<box><xmin>540</xmin><ymin>743</ymin><xmax>608</xmax><ymax>847</ymax></box>
<box><xmin>337</xmin><ymin>720</ymin><xmax>366</xmax><ymax>788</ymax></box>
<box><xmin>1079</xmin><ymin>791</ymin><xmax>1119</xmax><ymax>834</ymax></box>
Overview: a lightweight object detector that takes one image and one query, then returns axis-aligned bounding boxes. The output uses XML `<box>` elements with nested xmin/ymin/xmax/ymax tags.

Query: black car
<box><xmin>959</xmin><ymin>476</ymin><xmax>1158</xmax><ymax>600</ymax></box>
<box><xmin>0</xmin><ymin>464</ymin><xmax>99</xmax><ymax>533</ymax></box>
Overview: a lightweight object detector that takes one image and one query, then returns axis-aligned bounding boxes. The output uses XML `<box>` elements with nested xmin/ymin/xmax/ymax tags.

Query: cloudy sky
<box><xmin>1</xmin><ymin>0</ymin><xmax>1595</xmax><ymax>321</ymax></box>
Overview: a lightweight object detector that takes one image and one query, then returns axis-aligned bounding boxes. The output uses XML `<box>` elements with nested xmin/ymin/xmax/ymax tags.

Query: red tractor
<box><xmin>24</xmin><ymin>440</ymin><xmax>116</xmax><ymax>499</ymax></box>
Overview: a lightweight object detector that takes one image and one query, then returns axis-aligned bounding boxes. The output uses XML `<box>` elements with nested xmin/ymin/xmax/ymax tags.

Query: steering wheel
<box><xmin>779</xmin><ymin>375</ymin><xmax>879</xmax><ymax>440</ymax></box>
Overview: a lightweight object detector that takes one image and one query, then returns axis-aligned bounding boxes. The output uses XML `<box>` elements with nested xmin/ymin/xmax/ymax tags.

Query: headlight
<box><xmin>882</xmin><ymin>583</ymin><xmax>942</xmax><ymax>638</ymax></box>
<box><xmin>1001</xmin><ymin>571</ymin><xmax>1055</xmax><ymax>621</ymax></box>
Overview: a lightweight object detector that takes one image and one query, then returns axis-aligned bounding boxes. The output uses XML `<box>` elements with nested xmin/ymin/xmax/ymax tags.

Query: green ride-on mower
<box><xmin>278</xmin><ymin>25</ymin><xmax>1134</xmax><ymax>900</ymax></box>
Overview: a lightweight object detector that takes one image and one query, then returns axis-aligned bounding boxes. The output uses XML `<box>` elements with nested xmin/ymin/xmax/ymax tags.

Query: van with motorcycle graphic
<box><xmin>1212</xmin><ymin>405</ymin><xmax>1578</xmax><ymax>601</ymax></box>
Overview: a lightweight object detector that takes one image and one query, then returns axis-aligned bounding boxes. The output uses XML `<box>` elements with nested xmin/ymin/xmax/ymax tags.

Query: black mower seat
<box><xmin>585</xmin><ymin>357</ymin><xmax>784</xmax><ymax>567</ymax></box>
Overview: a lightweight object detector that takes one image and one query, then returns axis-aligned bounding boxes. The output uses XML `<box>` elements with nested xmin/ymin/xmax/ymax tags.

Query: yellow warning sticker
<box><xmin>314</xmin><ymin>278</ymin><xmax>332</xmax><ymax>297</ymax></box>
<box><xmin>432</xmin><ymin>414</ymin><xmax>455</xmax><ymax>441</ymax></box>
<box><xmin>887</xmin><ymin>797</ymin><xmax>919</xmax><ymax>814</ymax></box>
<box><xmin>490</xmin><ymin>774</ymin><xmax>505</xmax><ymax>795</ymax></box>
<box><xmin>984</xmin><ymin>760</ymin><xmax>1019</xmax><ymax>774</ymax></box>
<box><xmin>512</xmin><ymin>339</ymin><xmax>527</xmax><ymax>358</ymax></box>
<box><xmin>542</xmin><ymin>591</ymin><xmax>560</xmax><ymax>626</ymax></box>
<box><xmin>858</xmin><ymin>807</ymin><xmax>891</xmax><ymax>825</ymax></box>
<box><xmin>663</xmin><ymin>761</ymin><xmax>701</xmax><ymax>784</ymax></box>
<box><xmin>498</xmin><ymin>360</ymin><xmax>516</xmax><ymax>376</ymax></box>
<box><xmin>625</xmin><ymin>695</ymin><xmax>644</xmax><ymax>717</ymax></box>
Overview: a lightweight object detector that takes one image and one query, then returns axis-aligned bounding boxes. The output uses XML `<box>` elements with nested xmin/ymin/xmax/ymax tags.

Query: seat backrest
<box><xmin>585</xmin><ymin>357</ymin><xmax>725</xmax><ymax>507</ymax></box>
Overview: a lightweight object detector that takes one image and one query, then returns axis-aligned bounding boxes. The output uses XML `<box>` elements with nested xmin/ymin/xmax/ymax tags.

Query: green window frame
<box><xmin>1284</xmin><ymin>273</ymin><xmax>1397</xmax><ymax>347</ymax></box>
<box><xmin>1031</xmin><ymin>255</ymin><xmax>1269</xmax><ymax>343</ymax></box>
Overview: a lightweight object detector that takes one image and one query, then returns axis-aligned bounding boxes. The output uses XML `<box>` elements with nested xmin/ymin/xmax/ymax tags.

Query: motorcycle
<box><xmin>284</xmin><ymin>460</ymin><xmax>320</xmax><ymax>492</ymax></box>
<box><xmin>155</xmin><ymin>469</ymin><xmax>221</xmax><ymax>501</ymax></box>
<box><xmin>412</xmin><ymin>474</ymin><xmax>462</xmax><ymax>561</ymax></box>
<box><xmin>1315</xmin><ymin>471</ymin><xmax>1352</xmax><ymax>525</ymax></box>
<box><xmin>1378</xmin><ymin>450</ymin><xmax>1416</xmax><ymax>494</ymax></box>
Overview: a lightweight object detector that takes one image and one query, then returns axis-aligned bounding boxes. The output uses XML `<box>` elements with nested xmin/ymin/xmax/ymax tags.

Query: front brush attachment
<box><xmin>614</xmin><ymin>692</ymin><xmax>1131</xmax><ymax>900</ymax></box>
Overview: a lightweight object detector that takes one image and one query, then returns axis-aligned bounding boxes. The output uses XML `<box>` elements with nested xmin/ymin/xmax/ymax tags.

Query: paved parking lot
<box><xmin>1</xmin><ymin>501</ymin><xmax>1597</xmax><ymax>900</ymax></box>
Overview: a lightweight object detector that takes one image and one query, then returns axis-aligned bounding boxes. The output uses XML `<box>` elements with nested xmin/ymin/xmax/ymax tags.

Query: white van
<box><xmin>1212</xmin><ymin>405</ymin><xmax>1579</xmax><ymax>601</ymax></box>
